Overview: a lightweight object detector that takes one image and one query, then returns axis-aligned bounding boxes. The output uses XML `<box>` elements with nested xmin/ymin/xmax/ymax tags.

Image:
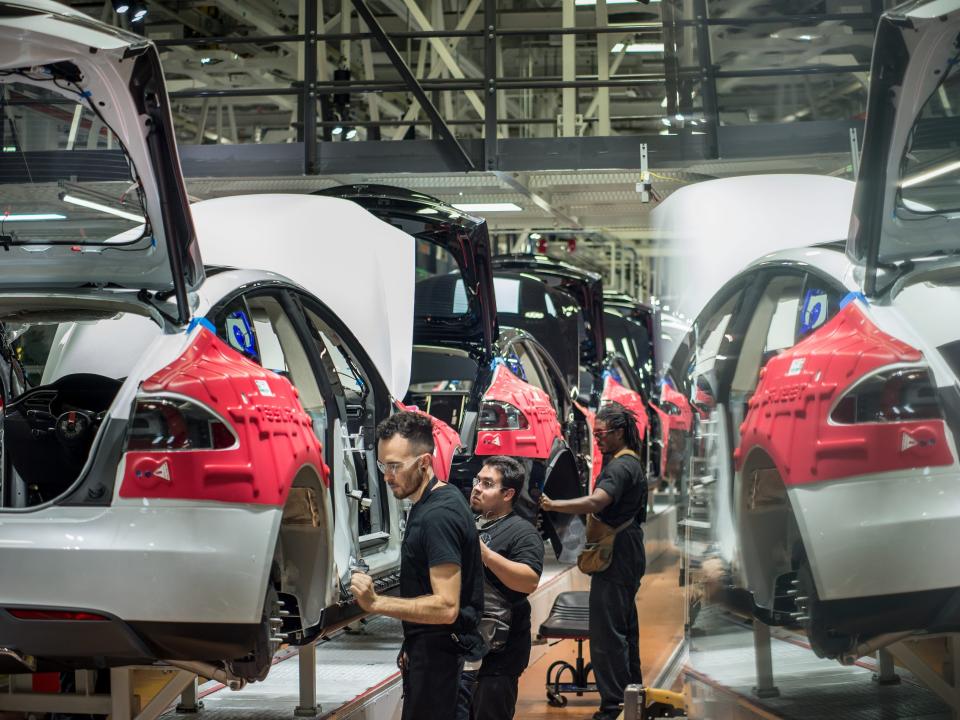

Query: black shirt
<box><xmin>594</xmin><ymin>452</ymin><xmax>647</xmax><ymax>588</ymax></box>
<box><xmin>400</xmin><ymin>479</ymin><xmax>484</xmax><ymax>652</ymax></box>
<box><xmin>477</xmin><ymin>513</ymin><xmax>545</xmax><ymax>677</ymax></box>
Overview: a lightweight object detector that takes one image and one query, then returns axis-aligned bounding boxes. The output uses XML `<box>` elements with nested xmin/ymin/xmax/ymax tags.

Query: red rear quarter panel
<box><xmin>735</xmin><ymin>302</ymin><xmax>952</xmax><ymax>487</ymax></box>
<box><xmin>476</xmin><ymin>364</ymin><xmax>562</xmax><ymax>458</ymax></box>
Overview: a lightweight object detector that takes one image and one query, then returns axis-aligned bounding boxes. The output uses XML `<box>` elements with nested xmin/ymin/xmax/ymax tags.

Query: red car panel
<box><xmin>399</xmin><ymin>402</ymin><xmax>463</xmax><ymax>481</ymax></box>
<box><xmin>476</xmin><ymin>364</ymin><xmax>562</xmax><ymax>458</ymax></box>
<box><xmin>575</xmin><ymin>399</ymin><xmax>603</xmax><ymax>486</ymax></box>
<box><xmin>735</xmin><ymin>302</ymin><xmax>952</xmax><ymax>487</ymax></box>
<box><xmin>121</xmin><ymin>328</ymin><xmax>329</xmax><ymax>504</ymax></box>
<box><xmin>601</xmin><ymin>375</ymin><xmax>650</xmax><ymax>439</ymax></box>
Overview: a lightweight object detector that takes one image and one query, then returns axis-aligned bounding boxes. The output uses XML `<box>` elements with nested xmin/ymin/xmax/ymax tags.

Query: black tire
<box><xmin>228</xmin><ymin>584</ymin><xmax>282</xmax><ymax>683</ymax></box>
<box><xmin>546</xmin><ymin>691</ymin><xmax>567</xmax><ymax>707</ymax></box>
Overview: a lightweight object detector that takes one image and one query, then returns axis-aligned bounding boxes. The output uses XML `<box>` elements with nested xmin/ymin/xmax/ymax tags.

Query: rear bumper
<box><xmin>0</xmin><ymin>502</ymin><xmax>281</xmax><ymax>626</ymax></box>
<box><xmin>789</xmin><ymin>465</ymin><xmax>960</xmax><ymax>602</ymax></box>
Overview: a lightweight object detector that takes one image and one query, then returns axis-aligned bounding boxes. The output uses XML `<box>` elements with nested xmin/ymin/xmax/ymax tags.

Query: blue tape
<box><xmin>839</xmin><ymin>291</ymin><xmax>868</xmax><ymax>309</ymax></box>
<box><xmin>187</xmin><ymin>316</ymin><xmax>216</xmax><ymax>334</ymax></box>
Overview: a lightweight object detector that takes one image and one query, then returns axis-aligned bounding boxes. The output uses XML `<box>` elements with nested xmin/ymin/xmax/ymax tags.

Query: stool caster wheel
<box><xmin>547</xmin><ymin>690</ymin><xmax>567</xmax><ymax>707</ymax></box>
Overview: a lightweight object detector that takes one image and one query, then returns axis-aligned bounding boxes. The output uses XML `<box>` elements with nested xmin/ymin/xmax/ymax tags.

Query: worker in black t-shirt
<box><xmin>350</xmin><ymin>411</ymin><xmax>485</xmax><ymax>720</ymax></box>
<box><xmin>458</xmin><ymin>455</ymin><xmax>544</xmax><ymax>720</ymax></box>
<box><xmin>541</xmin><ymin>403</ymin><xmax>647</xmax><ymax>720</ymax></box>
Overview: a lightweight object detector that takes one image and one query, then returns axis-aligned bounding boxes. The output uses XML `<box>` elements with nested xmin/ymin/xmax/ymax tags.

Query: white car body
<box><xmin>0</xmin><ymin>1</ymin><xmax>433</xmax><ymax>682</ymax></box>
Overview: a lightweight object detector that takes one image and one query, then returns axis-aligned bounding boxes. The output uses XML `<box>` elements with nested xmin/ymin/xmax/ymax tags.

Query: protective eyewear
<box><xmin>376</xmin><ymin>455</ymin><xmax>425</xmax><ymax>475</ymax></box>
<box><xmin>594</xmin><ymin>428</ymin><xmax>617</xmax><ymax>438</ymax></box>
<box><xmin>471</xmin><ymin>476</ymin><xmax>503</xmax><ymax>491</ymax></box>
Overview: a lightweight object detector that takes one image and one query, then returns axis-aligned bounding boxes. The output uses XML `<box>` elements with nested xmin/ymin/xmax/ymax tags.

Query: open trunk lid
<box><xmin>490</xmin><ymin>254</ymin><xmax>606</xmax><ymax>366</ymax></box>
<box><xmin>190</xmin><ymin>194</ymin><xmax>416</xmax><ymax>400</ymax></box>
<box><xmin>318</xmin><ymin>185</ymin><xmax>498</xmax><ymax>358</ymax></box>
<box><xmin>849</xmin><ymin>0</ymin><xmax>960</xmax><ymax>295</ymax></box>
<box><xmin>0</xmin><ymin>0</ymin><xmax>201</xmax><ymax>323</ymax></box>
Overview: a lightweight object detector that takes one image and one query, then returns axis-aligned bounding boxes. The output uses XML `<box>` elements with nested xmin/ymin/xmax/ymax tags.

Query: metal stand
<box><xmin>751</xmin><ymin>619</ymin><xmax>780</xmax><ymax>698</ymax></box>
<box><xmin>294</xmin><ymin>642</ymin><xmax>320</xmax><ymax>717</ymax></box>
<box><xmin>873</xmin><ymin>648</ymin><xmax>901</xmax><ymax>686</ymax></box>
<box><xmin>0</xmin><ymin>667</ymin><xmax>197</xmax><ymax>720</ymax></box>
<box><xmin>623</xmin><ymin>683</ymin><xmax>643</xmax><ymax>720</ymax></box>
<box><xmin>176</xmin><ymin>674</ymin><xmax>204</xmax><ymax>713</ymax></box>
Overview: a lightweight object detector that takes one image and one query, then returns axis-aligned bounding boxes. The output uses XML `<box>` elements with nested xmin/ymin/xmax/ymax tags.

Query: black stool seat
<box><xmin>537</xmin><ymin>591</ymin><xmax>597</xmax><ymax>708</ymax></box>
<box><xmin>539</xmin><ymin>591</ymin><xmax>590</xmax><ymax>639</ymax></box>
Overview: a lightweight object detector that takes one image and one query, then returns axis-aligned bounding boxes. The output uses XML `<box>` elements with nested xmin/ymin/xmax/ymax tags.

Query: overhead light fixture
<box><xmin>111</xmin><ymin>0</ymin><xmax>130</xmax><ymax>13</ymax></box>
<box><xmin>332</xmin><ymin>125</ymin><xmax>344</xmax><ymax>136</ymax></box>
<box><xmin>452</xmin><ymin>203</ymin><xmax>522</xmax><ymax>212</ymax></box>
<box><xmin>901</xmin><ymin>160</ymin><xmax>960</xmax><ymax>188</ymax></box>
<box><xmin>345</xmin><ymin>127</ymin><xmax>358</xmax><ymax>140</ymax></box>
<box><xmin>200</xmin><ymin>57</ymin><xmax>212</xmax><ymax>65</ymax></box>
<box><xmin>660</xmin><ymin>118</ymin><xmax>671</xmax><ymax>126</ymax></box>
<box><xmin>61</xmin><ymin>194</ymin><xmax>144</xmax><ymax>223</ymax></box>
<box><xmin>611</xmin><ymin>42</ymin><xmax>665</xmax><ymax>53</ymax></box>
<box><xmin>529</xmin><ymin>232</ymin><xmax>542</xmax><ymax>240</ymax></box>
<box><xmin>1</xmin><ymin>213</ymin><xmax>67</xmax><ymax>222</ymax></box>
<box><xmin>129</xmin><ymin>0</ymin><xmax>147</xmax><ymax>23</ymax></box>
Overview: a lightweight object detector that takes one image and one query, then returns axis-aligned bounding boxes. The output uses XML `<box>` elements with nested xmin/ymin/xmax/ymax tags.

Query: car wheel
<box><xmin>228</xmin><ymin>584</ymin><xmax>284</xmax><ymax>683</ymax></box>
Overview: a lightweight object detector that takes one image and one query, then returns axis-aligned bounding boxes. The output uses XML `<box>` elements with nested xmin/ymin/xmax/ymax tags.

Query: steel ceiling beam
<box><xmin>350</xmin><ymin>0</ymin><xmax>475</xmax><ymax>170</ymax></box>
<box><xmin>494</xmin><ymin>171</ymin><xmax>581</xmax><ymax>229</ymax></box>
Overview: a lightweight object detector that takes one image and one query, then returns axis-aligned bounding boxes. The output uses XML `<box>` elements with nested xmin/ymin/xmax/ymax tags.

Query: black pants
<box><xmin>401</xmin><ymin>633</ymin><xmax>465</xmax><ymax>720</ymax></box>
<box><xmin>471</xmin><ymin>673</ymin><xmax>520</xmax><ymax>720</ymax></box>
<box><xmin>589</xmin><ymin>574</ymin><xmax>642</xmax><ymax>715</ymax></box>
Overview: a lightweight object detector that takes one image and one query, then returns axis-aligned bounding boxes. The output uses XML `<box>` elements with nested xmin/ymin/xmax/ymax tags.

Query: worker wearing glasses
<box><xmin>349</xmin><ymin>411</ymin><xmax>484</xmax><ymax>720</ymax></box>
<box><xmin>540</xmin><ymin>403</ymin><xmax>647</xmax><ymax>720</ymax></box>
<box><xmin>457</xmin><ymin>456</ymin><xmax>544</xmax><ymax>720</ymax></box>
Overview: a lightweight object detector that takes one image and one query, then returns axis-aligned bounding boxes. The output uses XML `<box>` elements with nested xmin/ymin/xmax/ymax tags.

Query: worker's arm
<box><xmin>350</xmin><ymin>563</ymin><xmax>461</xmax><ymax>625</ymax></box>
<box><xmin>480</xmin><ymin>543</ymin><xmax>540</xmax><ymax>595</ymax></box>
<box><xmin>540</xmin><ymin>487</ymin><xmax>613</xmax><ymax>516</ymax></box>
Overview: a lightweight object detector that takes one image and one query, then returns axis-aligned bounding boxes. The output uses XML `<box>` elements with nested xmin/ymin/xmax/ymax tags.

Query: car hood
<box><xmin>491</xmin><ymin>254</ymin><xmax>605</xmax><ymax>365</ymax></box>
<box><xmin>849</xmin><ymin>0</ymin><xmax>960</xmax><ymax>292</ymax></box>
<box><xmin>317</xmin><ymin>185</ymin><xmax>498</xmax><ymax>356</ymax></box>
<box><xmin>0</xmin><ymin>0</ymin><xmax>201</xmax><ymax>322</ymax></box>
<box><xmin>190</xmin><ymin>194</ymin><xmax>415</xmax><ymax>400</ymax></box>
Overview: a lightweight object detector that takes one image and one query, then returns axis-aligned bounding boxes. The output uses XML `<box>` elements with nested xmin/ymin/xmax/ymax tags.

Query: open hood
<box><xmin>849</xmin><ymin>0</ymin><xmax>960</xmax><ymax>294</ymax></box>
<box><xmin>317</xmin><ymin>185</ymin><xmax>498</xmax><ymax>357</ymax></box>
<box><xmin>0</xmin><ymin>0</ymin><xmax>201</xmax><ymax>322</ymax></box>
<box><xmin>191</xmin><ymin>194</ymin><xmax>415</xmax><ymax>400</ymax></box>
<box><xmin>490</xmin><ymin>254</ymin><xmax>606</xmax><ymax>365</ymax></box>
<box><xmin>603</xmin><ymin>291</ymin><xmax>656</xmax><ymax>399</ymax></box>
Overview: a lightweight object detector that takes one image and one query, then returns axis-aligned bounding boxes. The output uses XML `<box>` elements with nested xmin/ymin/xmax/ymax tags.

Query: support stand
<box><xmin>889</xmin><ymin>636</ymin><xmax>960</xmax><ymax>718</ymax></box>
<box><xmin>177</xmin><ymin>675</ymin><xmax>204</xmax><ymax>713</ymax></box>
<box><xmin>751</xmin><ymin>619</ymin><xmax>780</xmax><ymax>698</ymax></box>
<box><xmin>873</xmin><ymin>648</ymin><xmax>901</xmax><ymax>686</ymax></box>
<box><xmin>294</xmin><ymin>642</ymin><xmax>320</xmax><ymax>717</ymax></box>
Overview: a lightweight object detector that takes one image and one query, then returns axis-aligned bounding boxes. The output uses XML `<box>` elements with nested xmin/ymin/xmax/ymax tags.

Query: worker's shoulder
<box><xmin>423</xmin><ymin>483</ymin><xmax>473</xmax><ymax>519</ymax></box>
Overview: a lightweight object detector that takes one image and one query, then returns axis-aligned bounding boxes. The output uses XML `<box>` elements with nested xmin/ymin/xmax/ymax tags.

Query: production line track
<box><xmin>684</xmin><ymin>608</ymin><xmax>954</xmax><ymax>720</ymax></box>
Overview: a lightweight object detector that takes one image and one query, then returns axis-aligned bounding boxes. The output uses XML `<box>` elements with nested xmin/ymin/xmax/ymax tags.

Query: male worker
<box><xmin>350</xmin><ymin>411</ymin><xmax>484</xmax><ymax>720</ymax></box>
<box><xmin>465</xmin><ymin>456</ymin><xmax>544</xmax><ymax>720</ymax></box>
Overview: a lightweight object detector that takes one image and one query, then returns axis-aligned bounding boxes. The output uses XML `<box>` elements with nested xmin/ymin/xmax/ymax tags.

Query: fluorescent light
<box><xmin>2</xmin><ymin>146</ymin><xmax>16</xmax><ymax>152</ymax></box>
<box><xmin>61</xmin><ymin>194</ymin><xmax>144</xmax><ymax>223</ymax></box>
<box><xmin>452</xmin><ymin>203</ymin><xmax>522</xmax><ymax>212</ymax></box>
<box><xmin>345</xmin><ymin>128</ymin><xmax>358</xmax><ymax>140</ymax></box>
<box><xmin>901</xmin><ymin>160</ymin><xmax>960</xmax><ymax>188</ymax></box>
<box><xmin>611</xmin><ymin>42</ymin><xmax>665</xmax><ymax>53</ymax></box>
<box><xmin>660</xmin><ymin>118</ymin><xmax>671</xmax><ymax>126</ymax></box>
<box><xmin>200</xmin><ymin>57</ymin><xmax>212</xmax><ymax>65</ymax></box>
<box><xmin>1</xmin><ymin>213</ymin><xmax>66</xmax><ymax>221</ymax></box>
<box><xmin>332</xmin><ymin>126</ymin><xmax>344</xmax><ymax>136</ymax></box>
<box><xmin>530</xmin><ymin>232</ymin><xmax>542</xmax><ymax>240</ymax></box>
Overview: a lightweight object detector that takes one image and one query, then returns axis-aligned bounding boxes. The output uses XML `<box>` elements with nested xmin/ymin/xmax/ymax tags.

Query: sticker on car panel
<box><xmin>226</xmin><ymin>310</ymin><xmax>258</xmax><ymax>359</ymax></box>
<box><xmin>799</xmin><ymin>289</ymin><xmax>829</xmax><ymax>335</ymax></box>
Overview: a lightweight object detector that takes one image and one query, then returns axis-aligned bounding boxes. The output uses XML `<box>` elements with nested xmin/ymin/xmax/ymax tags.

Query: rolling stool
<box><xmin>537</xmin><ymin>590</ymin><xmax>597</xmax><ymax>707</ymax></box>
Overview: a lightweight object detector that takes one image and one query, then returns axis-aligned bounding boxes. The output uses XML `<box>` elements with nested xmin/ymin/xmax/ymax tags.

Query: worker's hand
<box><xmin>479</xmin><ymin>540</ymin><xmax>493</xmax><ymax>565</ymax></box>
<box><xmin>540</xmin><ymin>493</ymin><xmax>556</xmax><ymax>512</ymax></box>
<box><xmin>350</xmin><ymin>571</ymin><xmax>377</xmax><ymax>612</ymax></box>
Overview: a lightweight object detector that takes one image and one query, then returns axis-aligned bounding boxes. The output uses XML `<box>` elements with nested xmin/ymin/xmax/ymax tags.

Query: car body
<box><xmin>671</xmin><ymin>0</ymin><xmax>960</xmax><ymax>660</ymax></box>
<box><xmin>490</xmin><ymin>254</ymin><xmax>652</xmax><ymax>482</ymax></box>
<box><xmin>316</xmin><ymin>186</ymin><xmax>591</xmax><ymax>553</ymax></box>
<box><xmin>0</xmin><ymin>3</ymin><xmax>450</xmax><ymax>681</ymax></box>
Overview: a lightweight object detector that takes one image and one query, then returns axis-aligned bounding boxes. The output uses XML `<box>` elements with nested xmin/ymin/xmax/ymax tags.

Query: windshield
<box><xmin>0</xmin><ymin>79</ymin><xmax>149</xmax><ymax>244</ymax></box>
<box><xmin>898</xmin><ymin>55</ymin><xmax>960</xmax><ymax>214</ymax></box>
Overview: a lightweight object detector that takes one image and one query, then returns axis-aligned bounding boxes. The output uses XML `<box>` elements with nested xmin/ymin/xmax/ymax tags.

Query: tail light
<box><xmin>660</xmin><ymin>401</ymin><xmax>681</xmax><ymax>416</ymax></box>
<box><xmin>831</xmin><ymin>367</ymin><xmax>942</xmax><ymax>424</ymax></box>
<box><xmin>126</xmin><ymin>395</ymin><xmax>237</xmax><ymax>452</ymax></box>
<box><xmin>478</xmin><ymin>400</ymin><xmax>529</xmax><ymax>430</ymax></box>
<box><xmin>8</xmin><ymin>609</ymin><xmax>108</xmax><ymax>621</ymax></box>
